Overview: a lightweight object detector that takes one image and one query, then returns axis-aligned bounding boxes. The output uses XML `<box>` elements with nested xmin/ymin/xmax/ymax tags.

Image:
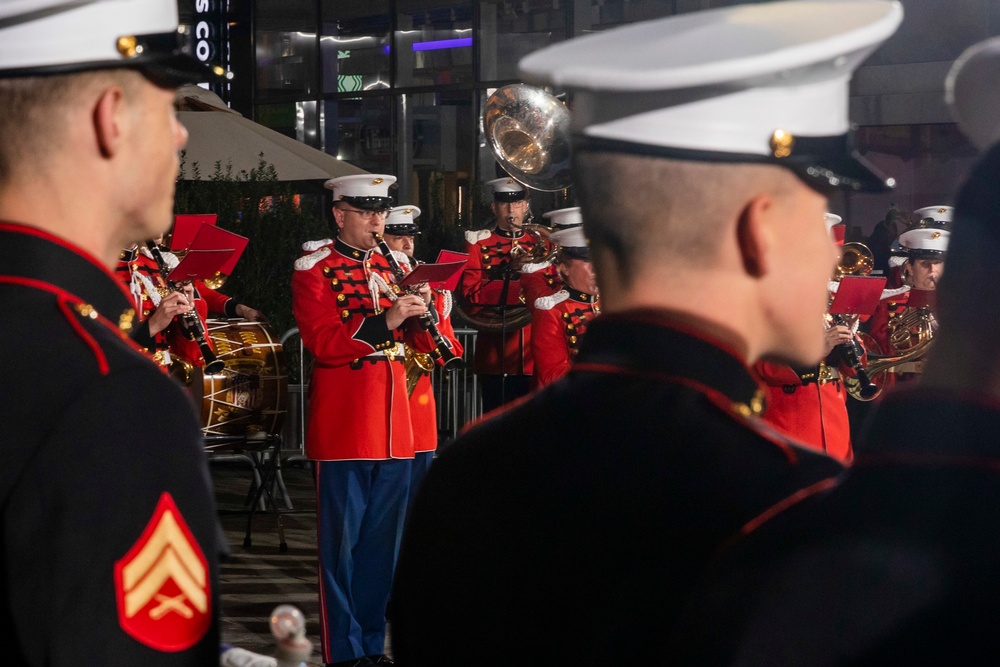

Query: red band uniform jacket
<box><xmin>292</xmin><ymin>238</ymin><xmax>435</xmax><ymax>460</ymax></box>
<box><xmin>461</xmin><ymin>227</ymin><xmax>538</xmax><ymax>375</ymax></box>
<box><xmin>115</xmin><ymin>246</ymin><xmax>213</xmax><ymax>368</ymax></box>
<box><xmin>531</xmin><ymin>287</ymin><xmax>600</xmax><ymax>387</ymax></box>
<box><xmin>753</xmin><ymin>359</ymin><xmax>856</xmax><ymax>462</ymax></box>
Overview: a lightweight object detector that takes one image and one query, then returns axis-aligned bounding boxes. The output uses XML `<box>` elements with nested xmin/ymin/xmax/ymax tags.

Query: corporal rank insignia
<box><xmin>114</xmin><ymin>493</ymin><xmax>211</xmax><ymax>651</ymax></box>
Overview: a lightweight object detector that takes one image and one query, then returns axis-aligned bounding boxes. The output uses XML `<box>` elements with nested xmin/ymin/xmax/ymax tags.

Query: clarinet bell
<box><xmin>203</xmin><ymin>355</ymin><xmax>226</xmax><ymax>375</ymax></box>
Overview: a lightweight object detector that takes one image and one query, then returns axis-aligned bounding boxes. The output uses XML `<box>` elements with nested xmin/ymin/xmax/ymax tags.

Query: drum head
<box><xmin>201</xmin><ymin>319</ymin><xmax>288</xmax><ymax>438</ymax></box>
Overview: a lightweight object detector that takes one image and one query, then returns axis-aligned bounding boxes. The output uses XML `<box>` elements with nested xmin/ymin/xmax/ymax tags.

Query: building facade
<box><xmin>179</xmin><ymin>0</ymin><xmax>1000</xmax><ymax>248</ymax></box>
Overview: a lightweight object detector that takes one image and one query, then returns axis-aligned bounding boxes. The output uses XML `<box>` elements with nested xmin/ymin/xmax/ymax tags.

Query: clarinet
<box><xmin>830</xmin><ymin>314</ymin><xmax>878</xmax><ymax>399</ymax></box>
<box><xmin>145</xmin><ymin>241</ymin><xmax>226</xmax><ymax>374</ymax></box>
<box><xmin>372</xmin><ymin>233</ymin><xmax>463</xmax><ymax>369</ymax></box>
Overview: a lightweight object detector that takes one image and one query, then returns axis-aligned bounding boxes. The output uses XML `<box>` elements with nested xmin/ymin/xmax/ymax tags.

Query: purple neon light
<box><xmin>411</xmin><ymin>37</ymin><xmax>472</xmax><ymax>52</ymax></box>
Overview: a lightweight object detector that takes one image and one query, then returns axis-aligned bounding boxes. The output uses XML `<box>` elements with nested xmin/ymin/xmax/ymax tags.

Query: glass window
<box><xmin>255</xmin><ymin>0</ymin><xmax>318</xmax><ymax>96</ymax></box>
<box><xmin>320</xmin><ymin>2</ymin><xmax>392</xmax><ymax>94</ymax></box>
<box><xmin>323</xmin><ymin>96</ymin><xmax>395</xmax><ymax>174</ymax></box>
<box><xmin>581</xmin><ymin>0</ymin><xmax>676</xmax><ymax>32</ymax></box>
<box><xmin>478</xmin><ymin>0</ymin><xmax>568</xmax><ymax>82</ymax></box>
<box><xmin>403</xmin><ymin>91</ymin><xmax>477</xmax><ymax>246</ymax></box>
<box><xmin>396</xmin><ymin>2</ymin><xmax>474</xmax><ymax>87</ymax></box>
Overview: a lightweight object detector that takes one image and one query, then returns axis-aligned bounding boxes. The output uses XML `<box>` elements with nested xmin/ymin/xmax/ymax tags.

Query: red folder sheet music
<box><xmin>829</xmin><ymin>276</ymin><xmax>887</xmax><ymax>316</ymax></box>
<box><xmin>167</xmin><ymin>249</ymin><xmax>234</xmax><ymax>283</ymax></box>
<box><xmin>189</xmin><ymin>224</ymin><xmax>249</xmax><ymax>276</ymax></box>
<box><xmin>170</xmin><ymin>214</ymin><xmax>218</xmax><ymax>250</ymax></box>
<box><xmin>399</xmin><ymin>261</ymin><xmax>467</xmax><ymax>290</ymax></box>
<box><xmin>436</xmin><ymin>250</ymin><xmax>469</xmax><ymax>291</ymax></box>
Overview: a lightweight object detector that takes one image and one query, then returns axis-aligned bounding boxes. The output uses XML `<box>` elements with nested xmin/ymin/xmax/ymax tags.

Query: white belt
<box><xmin>362</xmin><ymin>342</ymin><xmax>405</xmax><ymax>359</ymax></box>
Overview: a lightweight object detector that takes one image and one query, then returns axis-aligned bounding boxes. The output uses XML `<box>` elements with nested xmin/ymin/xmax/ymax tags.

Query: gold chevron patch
<box><xmin>115</xmin><ymin>493</ymin><xmax>212</xmax><ymax>651</ymax></box>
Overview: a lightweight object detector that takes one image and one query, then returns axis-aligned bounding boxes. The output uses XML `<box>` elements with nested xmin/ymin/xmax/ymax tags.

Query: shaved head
<box><xmin>572</xmin><ymin>152</ymin><xmax>801</xmax><ymax>285</ymax></box>
<box><xmin>0</xmin><ymin>69</ymin><xmax>143</xmax><ymax>184</ymax></box>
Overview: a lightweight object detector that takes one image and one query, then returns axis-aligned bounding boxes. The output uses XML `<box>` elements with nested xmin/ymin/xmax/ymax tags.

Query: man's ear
<box><xmin>736</xmin><ymin>194</ymin><xmax>772</xmax><ymax>278</ymax></box>
<box><xmin>93</xmin><ymin>84</ymin><xmax>126</xmax><ymax>159</ymax></box>
<box><xmin>332</xmin><ymin>207</ymin><xmax>345</xmax><ymax>229</ymax></box>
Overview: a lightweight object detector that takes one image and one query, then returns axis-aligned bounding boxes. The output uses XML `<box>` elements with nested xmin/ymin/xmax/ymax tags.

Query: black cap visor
<box><xmin>384</xmin><ymin>223</ymin><xmax>421</xmax><ymax>236</ymax></box>
<box><xmin>559</xmin><ymin>246</ymin><xmax>591</xmax><ymax>261</ymax></box>
<box><xmin>575</xmin><ymin>133</ymin><xmax>894</xmax><ymax>194</ymax></box>
<box><xmin>0</xmin><ymin>30</ymin><xmax>223</xmax><ymax>86</ymax></box>
<box><xmin>494</xmin><ymin>190</ymin><xmax>527</xmax><ymax>202</ymax></box>
<box><xmin>339</xmin><ymin>196</ymin><xmax>394</xmax><ymax>211</ymax></box>
<box><xmin>906</xmin><ymin>249</ymin><xmax>947</xmax><ymax>261</ymax></box>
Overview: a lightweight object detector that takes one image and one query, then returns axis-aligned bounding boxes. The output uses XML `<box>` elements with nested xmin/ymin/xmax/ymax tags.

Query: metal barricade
<box><xmin>280</xmin><ymin>327</ymin><xmax>308</xmax><ymax>458</ymax></box>
<box><xmin>280</xmin><ymin>326</ymin><xmax>482</xmax><ymax>453</ymax></box>
<box><xmin>432</xmin><ymin>327</ymin><xmax>482</xmax><ymax>445</ymax></box>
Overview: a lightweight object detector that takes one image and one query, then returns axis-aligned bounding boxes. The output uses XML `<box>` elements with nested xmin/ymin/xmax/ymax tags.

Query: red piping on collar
<box><xmin>57</xmin><ymin>297</ymin><xmax>108</xmax><ymax>374</ymax></box>
<box><xmin>736</xmin><ymin>476</ymin><xmax>840</xmax><ymax>541</ymax></box>
<box><xmin>709</xmin><ymin>475</ymin><xmax>842</xmax><ymax>560</ymax></box>
<box><xmin>0</xmin><ymin>275</ymin><xmax>146</xmax><ymax>360</ymax></box>
<box><xmin>0</xmin><ymin>221</ymin><xmax>133</xmax><ymax>302</ymax></box>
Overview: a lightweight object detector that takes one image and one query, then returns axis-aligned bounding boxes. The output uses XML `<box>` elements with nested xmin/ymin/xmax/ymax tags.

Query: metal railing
<box><xmin>280</xmin><ymin>327</ymin><xmax>482</xmax><ymax>455</ymax></box>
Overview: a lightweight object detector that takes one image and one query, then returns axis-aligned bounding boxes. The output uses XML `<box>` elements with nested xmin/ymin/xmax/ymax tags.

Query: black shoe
<box><xmin>327</xmin><ymin>659</ymin><xmax>374</xmax><ymax>667</ymax></box>
<box><xmin>367</xmin><ymin>655</ymin><xmax>395</xmax><ymax>666</ymax></box>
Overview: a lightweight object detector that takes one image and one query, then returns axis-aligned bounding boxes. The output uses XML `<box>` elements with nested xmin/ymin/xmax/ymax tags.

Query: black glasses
<box><xmin>339</xmin><ymin>207</ymin><xmax>390</xmax><ymax>219</ymax></box>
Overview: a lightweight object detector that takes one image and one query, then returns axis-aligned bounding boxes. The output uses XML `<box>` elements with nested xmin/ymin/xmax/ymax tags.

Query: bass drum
<box><xmin>202</xmin><ymin>319</ymin><xmax>288</xmax><ymax>438</ymax></box>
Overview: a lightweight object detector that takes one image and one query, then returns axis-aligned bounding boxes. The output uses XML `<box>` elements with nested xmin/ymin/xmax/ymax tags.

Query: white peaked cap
<box><xmin>0</xmin><ymin>0</ymin><xmax>219</xmax><ymax>82</ymax></box>
<box><xmin>519</xmin><ymin>0</ymin><xmax>903</xmax><ymax>192</ymax></box>
<box><xmin>487</xmin><ymin>177</ymin><xmax>527</xmax><ymax>200</ymax></box>
<box><xmin>913</xmin><ymin>205</ymin><xmax>953</xmax><ymax>224</ymax></box>
<box><xmin>325</xmin><ymin>174</ymin><xmax>396</xmax><ymax>205</ymax></box>
<box><xmin>947</xmin><ymin>37</ymin><xmax>1000</xmax><ymax>151</ymax></box>
<box><xmin>899</xmin><ymin>214</ymin><xmax>951</xmax><ymax>258</ymax></box>
<box><xmin>384</xmin><ymin>205</ymin><xmax>422</xmax><ymax>235</ymax></box>
<box><xmin>824</xmin><ymin>213</ymin><xmax>843</xmax><ymax>231</ymax></box>
<box><xmin>543</xmin><ymin>207</ymin><xmax>588</xmax><ymax>248</ymax></box>
<box><xmin>385</xmin><ymin>205</ymin><xmax>421</xmax><ymax>225</ymax></box>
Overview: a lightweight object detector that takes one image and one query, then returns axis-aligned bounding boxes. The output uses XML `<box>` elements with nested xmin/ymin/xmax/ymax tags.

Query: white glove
<box><xmin>220</xmin><ymin>646</ymin><xmax>278</xmax><ymax>667</ymax></box>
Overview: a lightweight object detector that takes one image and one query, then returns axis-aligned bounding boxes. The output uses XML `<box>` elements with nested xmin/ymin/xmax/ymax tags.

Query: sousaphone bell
<box><xmin>483</xmin><ymin>84</ymin><xmax>573</xmax><ymax>192</ymax></box>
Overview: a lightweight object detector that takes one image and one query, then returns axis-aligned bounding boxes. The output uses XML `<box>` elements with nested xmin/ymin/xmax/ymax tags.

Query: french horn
<box><xmin>837</xmin><ymin>242</ymin><xmax>936</xmax><ymax>401</ymax></box>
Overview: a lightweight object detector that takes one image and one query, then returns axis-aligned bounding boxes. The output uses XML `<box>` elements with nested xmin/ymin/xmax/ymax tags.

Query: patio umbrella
<box><xmin>175</xmin><ymin>86</ymin><xmax>366</xmax><ymax>182</ymax></box>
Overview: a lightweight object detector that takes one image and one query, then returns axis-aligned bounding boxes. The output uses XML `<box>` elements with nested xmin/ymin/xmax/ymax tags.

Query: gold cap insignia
<box><xmin>770</xmin><ymin>130</ymin><xmax>795</xmax><ymax>159</ymax></box>
<box><xmin>931</xmin><ymin>231</ymin><xmax>942</xmax><ymax>239</ymax></box>
<box><xmin>938</xmin><ymin>208</ymin><xmax>948</xmax><ymax>214</ymax></box>
<box><xmin>371</xmin><ymin>178</ymin><xmax>384</xmax><ymax>185</ymax></box>
<box><xmin>117</xmin><ymin>36</ymin><xmax>140</xmax><ymax>59</ymax></box>
<box><xmin>404</xmin><ymin>208</ymin><xmax>413</xmax><ymax>214</ymax></box>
